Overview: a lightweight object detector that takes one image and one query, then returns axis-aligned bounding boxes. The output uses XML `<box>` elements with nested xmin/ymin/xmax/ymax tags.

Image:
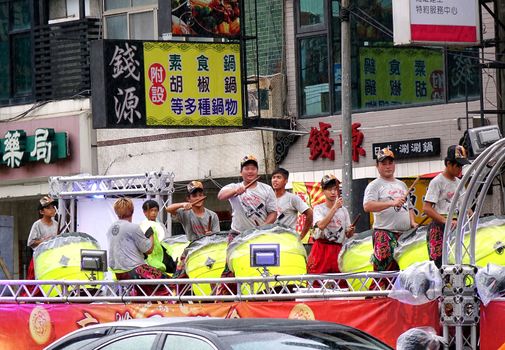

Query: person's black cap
<box><xmin>446</xmin><ymin>145</ymin><xmax>470</xmax><ymax>166</ymax></box>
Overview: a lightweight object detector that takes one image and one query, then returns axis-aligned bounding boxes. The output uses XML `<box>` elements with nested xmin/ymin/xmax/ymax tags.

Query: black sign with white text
<box><xmin>372</xmin><ymin>138</ymin><xmax>441</xmax><ymax>159</ymax></box>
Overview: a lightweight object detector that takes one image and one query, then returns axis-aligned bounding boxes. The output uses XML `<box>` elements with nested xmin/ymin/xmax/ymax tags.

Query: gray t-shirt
<box><xmin>363</xmin><ymin>177</ymin><xmax>411</xmax><ymax>231</ymax></box>
<box><xmin>107</xmin><ymin>219</ymin><xmax>152</xmax><ymax>271</ymax></box>
<box><xmin>222</xmin><ymin>181</ymin><xmax>277</xmax><ymax>233</ymax></box>
<box><xmin>424</xmin><ymin>173</ymin><xmax>461</xmax><ymax>216</ymax></box>
<box><xmin>27</xmin><ymin>219</ymin><xmax>58</xmax><ymax>248</ymax></box>
<box><xmin>312</xmin><ymin>203</ymin><xmax>351</xmax><ymax>244</ymax></box>
<box><xmin>175</xmin><ymin>208</ymin><xmax>220</xmax><ymax>241</ymax></box>
<box><xmin>275</xmin><ymin>191</ymin><xmax>310</xmax><ymax>230</ymax></box>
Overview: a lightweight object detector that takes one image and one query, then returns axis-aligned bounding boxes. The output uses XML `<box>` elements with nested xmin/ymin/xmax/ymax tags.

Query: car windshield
<box><xmin>222</xmin><ymin>330</ymin><xmax>391</xmax><ymax>350</ymax></box>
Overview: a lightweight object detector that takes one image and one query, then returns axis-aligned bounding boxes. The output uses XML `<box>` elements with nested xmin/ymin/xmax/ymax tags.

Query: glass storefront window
<box><xmin>447</xmin><ymin>49</ymin><xmax>480</xmax><ymax>100</ymax></box>
<box><xmin>12</xmin><ymin>33</ymin><xmax>31</xmax><ymax>96</ymax></box>
<box><xmin>105</xmin><ymin>0</ymin><xmax>130</xmax><ymax>11</ymax></box>
<box><xmin>299</xmin><ymin>36</ymin><xmax>329</xmax><ymax>116</ymax></box>
<box><xmin>299</xmin><ymin>0</ymin><xmax>325</xmax><ymax>27</ymax></box>
<box><xmin>130</xmin><ymin>11</ymin><xmax>154</xmax><ymax>40</ymax></box>
<box><xmin>12</xmin><ymin>0</ymin><xmax>30</xmax><ymax>30</ymax></box>
<box><xmin>105</xmin><ymin>14</ymin><xmax>127</xmax><ymax>39</ymax></box>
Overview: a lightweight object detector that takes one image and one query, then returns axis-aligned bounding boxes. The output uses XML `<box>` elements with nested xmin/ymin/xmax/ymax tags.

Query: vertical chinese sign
<box><xmin>359</xmin><ymin>47</ymin><xmax>444</xmax><ymax>109</ymax></box>
<box><xmin>91</xmin><ymin>40</ymin><xmax>243</xmax><ymax>128</ymax></box>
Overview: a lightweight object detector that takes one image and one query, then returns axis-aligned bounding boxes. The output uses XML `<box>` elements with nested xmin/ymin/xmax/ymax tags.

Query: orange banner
<box><xmin>292</xmin><ymin>181</ymin><xmax>326</xmax><ymax>243</ymax></box>
<box><xmin>481</xmin><ymin>301</ymin><xmax>505</xmax><ymax>350</ymax></box>
<box><xmin>234</xmin><ymin>299</ymin><xmax>440</xmax><ymax>348</ymax></box>
<box><xmin>0</xmin><ymin>303</ymin><xmax>232</xmax><ymax>349</ymax></box>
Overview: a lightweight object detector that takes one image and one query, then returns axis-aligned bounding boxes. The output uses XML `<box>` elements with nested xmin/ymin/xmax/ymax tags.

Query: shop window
<box><xmin>0</xmin><ymin>0</ymin><xmax>33</xmax><ymax>105</ymax></box>
<box><xmin>295</xmin><ymin>0</ymin><xmax>480</xmax><ymax>117</ymax></box>
<box><xmin>103</xmin><ymin>0</ymin><xmax>157</xmax><ymax>39</ymax></box>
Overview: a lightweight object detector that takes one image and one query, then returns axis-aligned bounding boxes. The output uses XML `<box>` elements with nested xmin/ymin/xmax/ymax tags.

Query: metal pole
<box><xmin>341</xmin><ymin>0</ymin><xmax>353</xmax><ymax>216</ymax></box>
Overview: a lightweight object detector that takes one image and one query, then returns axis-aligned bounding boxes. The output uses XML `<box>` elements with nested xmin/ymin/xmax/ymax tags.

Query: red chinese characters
<box><xmin>307</xmin><ymin>122</ymin><xmax>335</xmax><ymax>160</ymax></box>
<box><xmin>148</xmin><ymin>63</ymin><xmax>167</xmax><ymax>105</ymax></box>
<box><xmin>351</xmin><ymin>122</ymin><xmax>366</xmax><ymax>162</ymax></box>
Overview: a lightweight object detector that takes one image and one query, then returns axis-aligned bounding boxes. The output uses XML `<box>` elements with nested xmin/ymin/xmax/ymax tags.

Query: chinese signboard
<box><xmin>171</xmin><ymin>0</ymin><xmax>241</xmax><ymax>38</ymax></box>
<box><xmin>0</xmin><ymin>129</ymin><xmax>68</xmax><ymax>169</ymax></box>
<box><xmin>372</xmin><ymin>138</ymin><xmax>441</xmax><ymax>160</ymax></box>
<box><xmin>393</xmin><ymin>0</ymin><xmax>480</xmax><ymax>46</ymax></box>
<box><xmin>91</xmin><ymin>40</ymin><xmax>243</xmax><ymax>128</ymax></box>
<box><xmin>359</xmin><ymin>47</ymin><xmax>444</xmax><ymax>109</ymax></box>
<box><xmin>307</xmin><ymin>122</ymin><xmax>335</xmax><ymax>160</ymax></box>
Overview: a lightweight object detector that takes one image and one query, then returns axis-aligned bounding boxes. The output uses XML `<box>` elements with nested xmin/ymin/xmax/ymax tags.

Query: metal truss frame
<box><xmin>441</xmin><ymin>138</ymin><xmax>505</xmax><ymax>350</ymax></box>
<box><xmin>48</xmin><ymin>172</ymin><xmax>175</xmax><ymax>232</ymax></box>
<box><xmin>0</xmin><ymin>272</ymin><xmax>397</xmax><ymax>303</ymax></box>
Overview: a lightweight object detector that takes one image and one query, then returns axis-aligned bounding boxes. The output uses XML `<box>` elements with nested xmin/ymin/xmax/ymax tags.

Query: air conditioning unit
<box><xmin>464</xmin><ymin>125</ymin><xmax>502</xmax><ymax>158</ymax></box>
<box><xmin>247</xmin><ymin>74</ymin><xmax>284</xmax><ymax>118</ymax></box>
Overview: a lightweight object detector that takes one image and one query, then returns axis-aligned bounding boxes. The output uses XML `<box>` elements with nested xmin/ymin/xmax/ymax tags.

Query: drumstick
<box><xmin>234</xmin><ymin>176</ymin><xmax>261</xmax><ymax>196</ymax></box>
<box><xmin>405</xmin><ymin>176</ymin><xmax>421</xmax><ymax>199</ymax></box>
<box><xmin>244</xmin><ymin>176</ymin><xmax>261</xmax><ymax>190</ymax></box>
<box><xmin>189</xmin><ymin>196</ymin><xmax>207</xmax><ymax>207</ymax></box>
<box><xmin>351</xmin><ymin>213</ymin><xmax>361</xmax><ymax>227</ymax></box>
<box><xmin>207</xmin><ymin>216</ymin><xmax>212</xmax><ymax>232</ymax></box>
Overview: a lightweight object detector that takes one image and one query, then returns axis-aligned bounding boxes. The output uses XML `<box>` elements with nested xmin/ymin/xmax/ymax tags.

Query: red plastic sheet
<box><xmin>481</xmin><ymin>301</ymin><xmax>505</xmax><ymax>350</ymax></box>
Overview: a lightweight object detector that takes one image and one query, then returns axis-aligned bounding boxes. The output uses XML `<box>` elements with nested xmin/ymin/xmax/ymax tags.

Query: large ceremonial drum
<box><xmin>161</xmin><ymin>235</ymin><xmax>190</xmax><ymax>263</ymax></box>
<box><xmin>394</xmin><ymin>226</ymin><xmax>430</xmax><ymax>270</ymax></box>
<box><xmin>227</xmin><ymin>225</ymin><xmax>307</xmax><ymax>294</ymax></box>
<box><xmin>34</xmin><ymin>232</ymin><xmax>104</xmax><ymax>296</ymax></box>
<box><xmin>338</xmin><ymin>231</ymin><xmax>374</xmax><ymax>291</ymax></box>
<box><xmin>184</xmin><ymin>233</ymin><xmax>228</xmax><ymax>295</ymax></box>
<box><xmin>450</xmin><ymin>216</ymin><xmax>505</xmax><ymax>266</ymax></box>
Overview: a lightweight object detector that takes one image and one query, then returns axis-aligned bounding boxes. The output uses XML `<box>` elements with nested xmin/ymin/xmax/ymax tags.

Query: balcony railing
<box><xmin>33</xmin><ymin>18</ymin><xmax>102</xmax><ymax>101</ymax></box>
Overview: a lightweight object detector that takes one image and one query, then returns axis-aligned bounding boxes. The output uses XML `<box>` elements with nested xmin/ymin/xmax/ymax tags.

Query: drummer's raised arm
<box><xmin>218</xmin><ymin>183</ymin><xmax>243</xmax><ymax>201</ymax></box>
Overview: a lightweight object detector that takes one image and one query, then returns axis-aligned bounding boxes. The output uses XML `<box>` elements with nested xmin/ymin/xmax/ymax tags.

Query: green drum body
<box><xmin>161</xmin><ymin>235</ymin><xmax>190</xmax><ymax>263</ymax></box>
<box><xmin>338</xmin><ymin>232</ymin><xmax>374</xmax><ymax>291</ymax></box>
<box><xmin>394</xmin><ymin>226</ymin><xmax>430</xmax><ymax>270</ymax></box>
<box><xmin>227</xmin><ymin>225</ymin><xmax>307</xmax><ymax>294</ymax></box>
<box><xmin>34</xmin><ymin>232</ymin><xmax>104</xmax><ymax>296</ymax></box>
<box><xmin>185</xmin><ymin>234</ymin><xmax>228</xmax><ymax>295</ymax></box>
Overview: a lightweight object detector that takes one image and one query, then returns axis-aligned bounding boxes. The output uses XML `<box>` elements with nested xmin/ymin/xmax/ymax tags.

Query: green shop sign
<box><xmin>0</xmin><ymin>128</ymin><xmax>69</xmax><ymax>169</ymax></box>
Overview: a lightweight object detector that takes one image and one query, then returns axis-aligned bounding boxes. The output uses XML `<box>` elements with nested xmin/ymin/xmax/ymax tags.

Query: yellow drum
<box><xmin>448</xmin><ymin>217</ymin><xmax>505</xmax><ymax>266</ymax></box>
<box><xmin>161</xmin><ymin>235</ymin><xmax>190</xmax><ymax>263</ymax></box>
<box><xmin>227</xmin><ymin>225</ymin><xmax>307</xmax><ymax>295</ymax></box>
<box><xmin>394</xmin><ymin>227</ymin><xmax>430</xmax><ymax>270</ymax></box>
<box><xmin>338</xmin><ymin>232</ymin><xmax>374</xmax><ymax>291</ymax></box>
<box><xmin>34</xmin><ymin>232</ymin><xmax>104</xmax><ymax>296</ymax></box>
<box><xmin>185</xmin><ymin>233</ymin><xmax>228</xmax><ymax>295</ymax></box>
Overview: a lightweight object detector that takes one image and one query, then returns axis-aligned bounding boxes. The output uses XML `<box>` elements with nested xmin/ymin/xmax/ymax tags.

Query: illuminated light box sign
<box><xmin>91</xmin><ymin>39</ymin><xmax>243</xmax><ymax>128</ymax></box>
<box><xmin>0</xmin><ymin>128</ymin><xmax>69</xmax><ymax>169</ymax></box>
<box><xmin>393</xmin><ymin>0</ymin><xmax>480</xmax><ymax>46</ymax></box>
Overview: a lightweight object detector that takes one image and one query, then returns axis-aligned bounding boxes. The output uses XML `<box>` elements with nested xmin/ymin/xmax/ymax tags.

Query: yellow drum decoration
<box><xmin>448</xmin><ymin>217</ymin><xmax>505</xmax><ymax>266</ymax></box>
<box><xmin>227</xmin><ymin>225</ymin><xmax>307</xmax><ymax>295</ymax></box>
<box><xmin>34</xmin><ymin>232</ymin><xmax>104</xmax><ymax>296</ymax></box>
<box><xmin>184</xmin><ymin>233</ymin><xmax>228</xmax><ymax>295</ymax></box>
<box><xmin>338</xmin><ymin>232</ymin><xmax>374</xmax><ymax>291</ymax></box>
<box><xmin>161</xmin><ymin>235</ymin><xmax>190</xmax><ymax>263</ymax></box>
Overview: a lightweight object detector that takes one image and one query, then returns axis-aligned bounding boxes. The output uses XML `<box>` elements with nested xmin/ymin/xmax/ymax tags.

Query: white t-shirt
<box><xmin>312</xmin><ymin>203</ymin><xmax>351</xmax><ymax>244</ymax></box>
<box><xmin>424</xmin><ymin>173</ymin><xmax>461</xmax><ymax>216</ymax></box>
<box><xmin>363</xmin><ymin>177</ymin><xmax>411</xmax><ymax>231</ymax></box>
<box><xmin>107</xmin><ymin>219</ymin><xmax>152</xmax><ymax>271</ymax></box>
<box><xmin>275</xmin><ymin>191</ymin><xmax>310</xmax><ymax>230</ymax></box>
<box><xmin>221</xmin><ymin>181</ymin><xmax>277</xmax><ymax>233</ymax></box>
<box><xmin>27</xmin><ymin>219</ymin><xmax>58</xmax><ymax>248</ymax></box>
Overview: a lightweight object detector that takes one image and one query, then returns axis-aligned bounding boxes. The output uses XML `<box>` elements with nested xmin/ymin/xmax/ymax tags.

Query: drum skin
<box><xmin>338</xmin><ymin>235</ymin><xmax>374</xmax><ymax>291</ymax></box>
<box><xmin>185</xmin><ymin>236</ymin><xmax>228</xmax><ymax>295</ymax></box>
<box><xmin>227</xmin><ymin>227</ymin><xmax>307</xmax><ymax>295</ymax></box>
<box><xmin>34</xmin><ymin>232</ymin><xmax>104</xmax><ymax>296</ymax></box>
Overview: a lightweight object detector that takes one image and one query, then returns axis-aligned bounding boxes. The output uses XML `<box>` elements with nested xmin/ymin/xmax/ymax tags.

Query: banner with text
<box><xmin>91</xmin><ymin>40</ymin><xmax>243</xmax><ymax>128</ymax></box>
<box><xmin>359</xmin><ymin>47</ymin><xmax>444</xmax><ymax>109</ymax></box>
